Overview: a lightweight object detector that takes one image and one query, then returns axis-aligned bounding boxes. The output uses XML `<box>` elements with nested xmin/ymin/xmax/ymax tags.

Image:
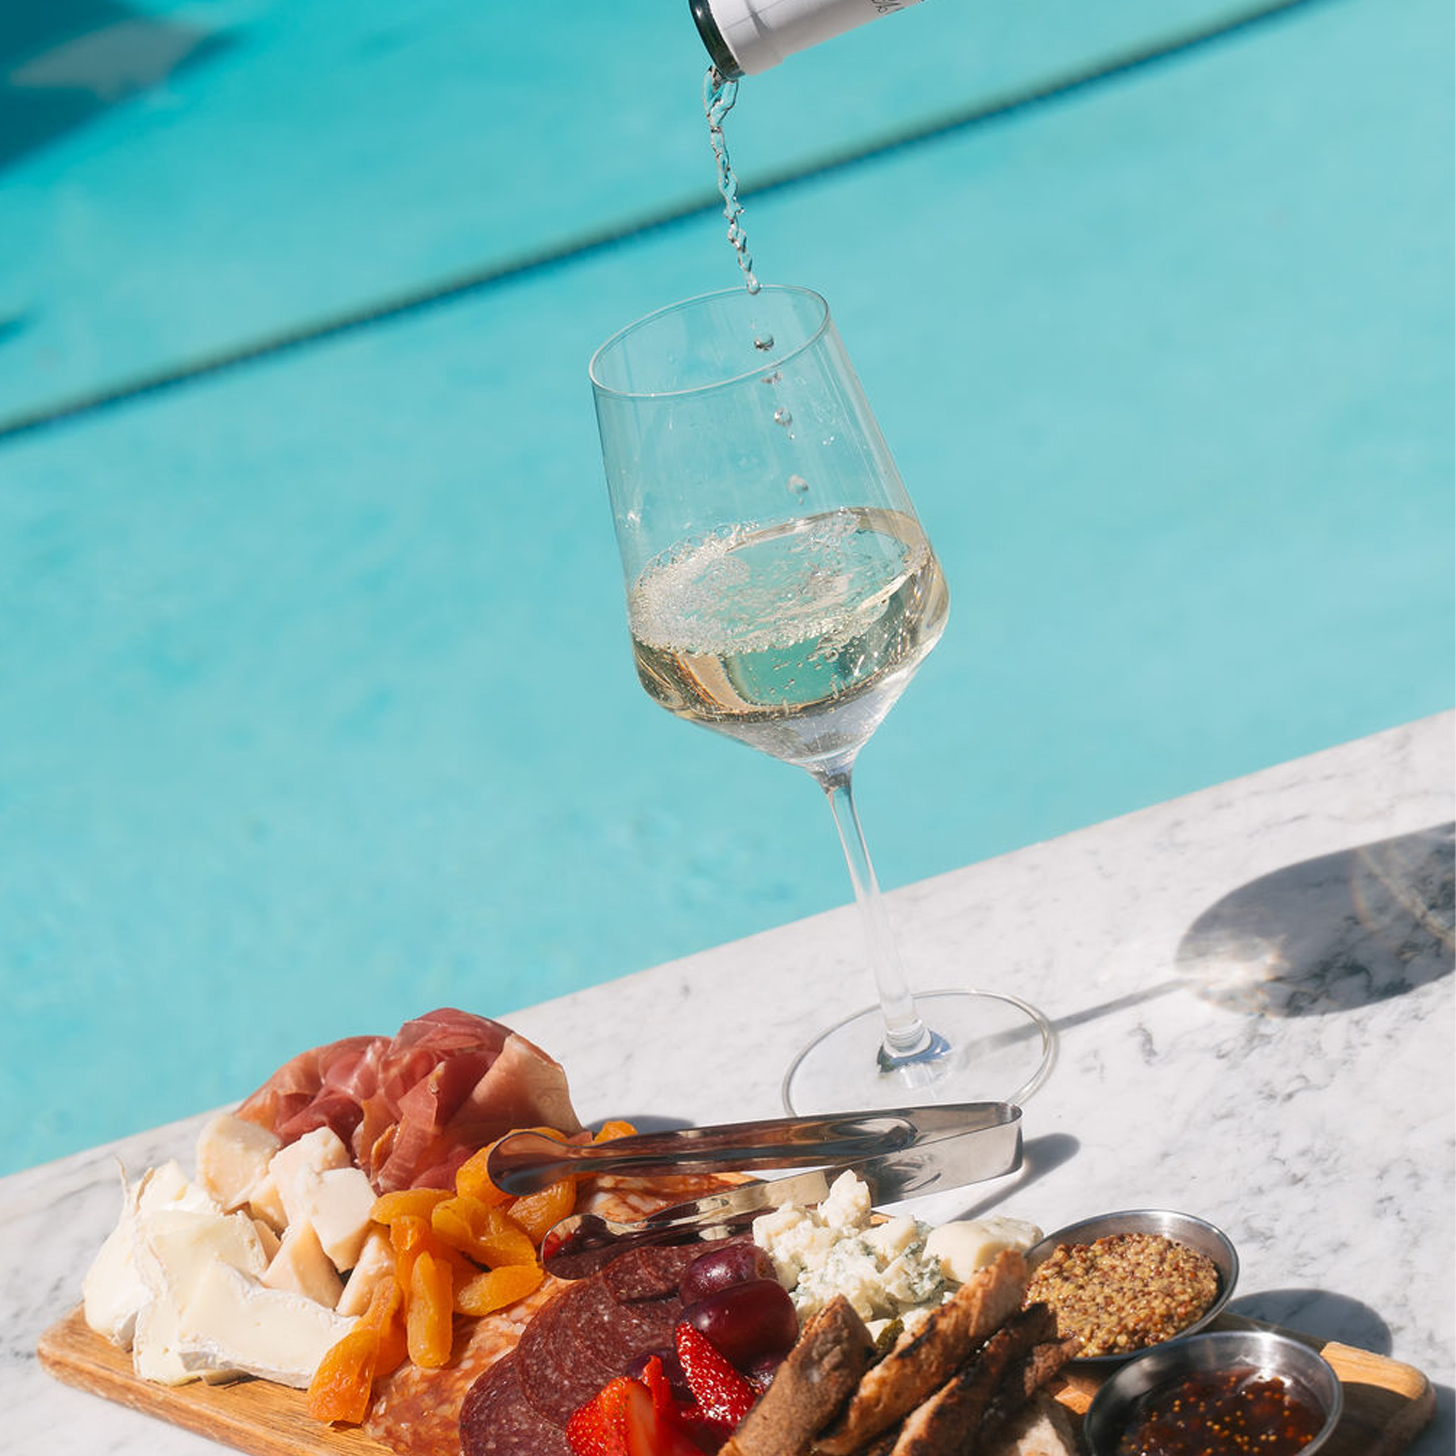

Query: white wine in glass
<box><xmin>590</xmin><ymin>285</ymin><xmax>1054</xmax><ymax>1113</ymax></box>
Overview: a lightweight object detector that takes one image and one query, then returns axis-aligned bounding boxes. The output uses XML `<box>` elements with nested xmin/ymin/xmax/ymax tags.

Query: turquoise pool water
<box><xmin>2</xmin><ymin>0</ymin><xmax>1452</xmax><ymax>1176</ymax></box>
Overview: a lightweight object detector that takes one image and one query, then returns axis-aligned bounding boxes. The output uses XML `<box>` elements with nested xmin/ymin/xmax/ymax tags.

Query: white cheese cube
<box><xmin>195</xmin><ymin>1114</ymin><xmax>281</xmax><ymax>1212</ymax></box>
<box><xmin>336</xmin><ymin>1229</ymin><xmax>394</xmax><ymax>1318</ymax></box>
<box><xmin>174</xmin><ymin>1261</ymin><xmax>357</xmax><ymax>1387</ymax></box>
<box><xmin>305</xmin><ymin>1166</ymin><xmax>377</xmax><ymax>1272</ymax></box>
<box><xmin>862</xmin><ymin>1216</ymin><xmax>919</xmax><ymax>1262</ymax></box>
<box><xmin>753</xmin><ymin>1206</ymin><xmax>836</xmax><ymax>1288</ymax></box>
<box><xmin>263</xmin><ymin>1221</ymin><xmax>344</xmax><ymax>1309</ymax></box>
<box><xmin>803</xmin><ymin>1240</ymin><xmax>884</xmax><ymax>1321</ymax></box>
<box><xmin>248</xmin><ymin>1127</ymin><xmax>351</xmax><ymax>1232</ymax></box>
<box><xmin>923</xmin><ymin>1215</ymin><xmax>1043</xmax><ymax>1285</ymax></box>
<box><xmin>271</xmin><ymin>1127</ymin><xmax>352</xmax><ymax>1230</ymax></box>
<box><xmin>880</xmin><ymin>1248</ymin><xmax>944</xmax><ymax>1309</ymax></box>
<box><xmin>820</xmin><ymin>1170</ymin><xmax>872</xmax><ymax>1232</ymax></box>
<box><xmin>246</xmin><ymin>1173</ymin><xmax>287</xmax><ymax>1232</ymax></box>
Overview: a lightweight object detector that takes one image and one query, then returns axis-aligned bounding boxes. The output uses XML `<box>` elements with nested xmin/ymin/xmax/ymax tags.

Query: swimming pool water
<box><xmin>2</xmin><ymin>0</ymin><xmax>1451</xmax><ymax>1175</ymax></box>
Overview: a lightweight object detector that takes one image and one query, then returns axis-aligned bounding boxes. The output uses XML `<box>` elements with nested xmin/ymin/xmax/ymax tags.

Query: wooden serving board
<box><xmin>39</xmin><ymin>1304</ymin><xmax>1435</xmax><ymax>1456</ymax></box>
<box><xmin>39</xmin><ymin>1307</ymin><xmax>392</xmax><ymax>1456</ymax></box>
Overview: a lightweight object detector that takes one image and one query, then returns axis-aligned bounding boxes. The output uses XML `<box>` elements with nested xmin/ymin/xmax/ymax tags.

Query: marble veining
<box><xmin>2</xmin><ymin>712</ymin><xmax>1451</xmax><ymax>1455</ymax></box>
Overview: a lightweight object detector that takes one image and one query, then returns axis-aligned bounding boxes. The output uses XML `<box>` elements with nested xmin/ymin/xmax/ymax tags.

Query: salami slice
<box><xmin>459</xmin><ymin>1352</ymin><xmax>572</xmax><ymax>1456</ymax></box>
<box><xmin>601</xmin><ymin>1241</ymin><xmax>707</xmax><ymax>1303</ymax></box>
<box><xmin>522</xmin><ymin>1278</ymin><xmax>636</xmax><ymax>1424</ymax></box>
<box><xmin>600</xmin><ymin>1281</ymin><xmax>684</xmax><ymax>1356</ymax></box>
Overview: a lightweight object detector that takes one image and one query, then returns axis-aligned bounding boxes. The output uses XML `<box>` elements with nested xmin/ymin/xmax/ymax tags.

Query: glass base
<box><xmin>781</xmin><ymin>989</ymin><xmax>1056</xmax><ymax>1114</ymax></box>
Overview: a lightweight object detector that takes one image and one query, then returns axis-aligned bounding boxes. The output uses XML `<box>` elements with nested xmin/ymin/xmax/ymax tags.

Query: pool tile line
<box><xmin>0</xmin><ymin>0</ymin><xmax>1349</xmax><ymax>447</ymax></box>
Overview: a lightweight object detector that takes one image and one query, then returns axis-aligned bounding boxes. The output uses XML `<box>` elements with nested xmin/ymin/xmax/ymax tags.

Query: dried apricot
<box><xmin>453</xmin><ymin>1141</ymin><xmax>513</xmax><ymax>1207</ymax></box>
<box><xmin>406</xmin><ymin>1249</ymin><xmax>455</xmax><ymax>1368</ymax></box>
<box><xmin>433</xmin><ymin>1195</ymin><xmax>537</xmax><ymax>1267</ymax></box>
<box><xmin>593</xmin><ymin>1120</ymin><xmax>638</xmax><ymax>1142</ymax></box>
<box><xmin>359</xmin><ymin>1272</ymin><xmax>408</xmax><ymax>1379</ymax></box>
<box><xmin>307</xmin><ymin>1326</ymin><xmax>380</xmax><ymax>1425</ymax></box>
<box><xmin>371</xmin><ymin>1187</ymin><xmax>452</xmax><ymax>1225</ymax></box>
<box><xmin>390</xmin><ymin>1214</ymin><xmax>473</xmax><ymax>1294</ymax></box>
<box><xmin>455</xmin><ymin>1260</ymin><xmax>545</xmax><ymax>1317</ymax></box>
<box><xmin>508</xmin><ymin>1177</ymin><xmax>576</xmax><ymax>1245</ymax></box>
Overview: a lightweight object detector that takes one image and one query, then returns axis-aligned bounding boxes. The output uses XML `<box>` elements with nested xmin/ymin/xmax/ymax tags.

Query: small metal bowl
<box><xmin>1024</xmin><ymin>1209</ymin><xmax>1238</xmax><ymax>1366</ymax></box>
<box><xmin>1082</xmin><ymin>1329</ymin><xmax>1344</xmax><ymax>1455</ymax></box>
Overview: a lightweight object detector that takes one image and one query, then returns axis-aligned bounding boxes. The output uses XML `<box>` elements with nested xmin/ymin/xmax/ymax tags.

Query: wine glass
<box><xmin>590</xmin><ymin>284</ymin><xmax>1054</xmax><ymax>1113</ymax></box>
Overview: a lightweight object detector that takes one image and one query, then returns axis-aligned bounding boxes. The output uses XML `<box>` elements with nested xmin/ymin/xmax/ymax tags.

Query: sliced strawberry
<box><xmin>637</xmin><ymin>1356</ymin><xmax>681</xmax><ymax>1420</ymax></box>
<box><xmin>621</xmin><ymin>1378</ymin><xmax>705</xmax><ymax>1456</ymax></box>
<box><xmin>674</xmin><ymin>1322</ymin><xmax>757</xmax><ymax>1431</ymax></box>
<box><xmin>566</xmin><ymin>1377</ymin><xmax>634</xmax><ymax>1456</ymax></box>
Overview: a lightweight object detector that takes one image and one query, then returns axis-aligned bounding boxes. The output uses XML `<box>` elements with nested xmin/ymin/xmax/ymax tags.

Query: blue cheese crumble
<box><xmin>751</xmin><ymin>1170</ymin><xmax>1042</xmax><ymax>1336</ymax></box>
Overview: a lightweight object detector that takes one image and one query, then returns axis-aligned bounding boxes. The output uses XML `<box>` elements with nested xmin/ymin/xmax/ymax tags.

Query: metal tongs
<box><xmin>485</xmin><ymin>1102</ymin><xmax>1023</xmax><ymax>1279</ymax></box>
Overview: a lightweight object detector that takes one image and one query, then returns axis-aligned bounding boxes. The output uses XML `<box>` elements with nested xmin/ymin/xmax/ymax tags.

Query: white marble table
<box><xmin>4</xmin><ymin>712</ymin><xmax>1452</xmax><ymax>1455</ymax></box>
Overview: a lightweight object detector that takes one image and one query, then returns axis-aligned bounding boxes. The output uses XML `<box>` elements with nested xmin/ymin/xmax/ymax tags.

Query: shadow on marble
<box><xmin>935</xmin><ymin>1132</ymin><xmax>1081</xmax><ymax>1223</ymax></box>
<box><xmin>605</xmin><ymin>1114</ymin><xmax>695</xmax><ymax>1135</ymax></box>
<box><xmin>1413</xmin><ymin>1385</ymin><xmax>1455</xmax><ymax>1456</ymax></box>
<box><xmin>1175</xmin><ymin>824</ymin><xmax>1455</xmax><ymax>1017</ymax></box>
<box><xmin>1228</xmin><ymin>1286</ymin><xmax>1394</xmax><ymax>1356</ymax></box>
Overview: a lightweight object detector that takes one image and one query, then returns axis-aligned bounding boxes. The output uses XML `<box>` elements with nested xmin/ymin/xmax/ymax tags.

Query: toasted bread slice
<box><xmin>886</xmin><ymin>1304</ymin><xmax>1056</xmax><ymax>1456</ymax></box>
<box><xmin>811</xmin><ymin>1250</ymin><xmax>1029</xmax><ymax>1456</ymax></box>
<box><xmin>721</xmin><ymin>1296</ymin><xmax>876</xmax><ymax>1456</ymax></box>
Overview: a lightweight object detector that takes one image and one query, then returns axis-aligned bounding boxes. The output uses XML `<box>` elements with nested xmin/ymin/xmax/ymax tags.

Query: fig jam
<box><xmin>1116</xmin><ymin>1367</ymin><xmax>1325</xmax><ymax>1456</ymax></box>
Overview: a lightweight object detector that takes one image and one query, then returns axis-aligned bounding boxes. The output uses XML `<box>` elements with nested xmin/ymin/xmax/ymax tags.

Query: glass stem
<box><xmin>818</xmin><ymin>768</ymin><xmax>933</xmax><ymax>1061</ymax></box>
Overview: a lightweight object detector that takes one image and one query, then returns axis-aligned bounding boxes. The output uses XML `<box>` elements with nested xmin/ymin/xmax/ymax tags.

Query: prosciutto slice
<box><xmin>236</xmin><ymin>1009</ymin><xmax>581</xmax><ymax>1192</ymax></box>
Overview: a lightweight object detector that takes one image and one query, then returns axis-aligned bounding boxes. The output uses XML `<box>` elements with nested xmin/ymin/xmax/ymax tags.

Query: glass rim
<box><xmin>588</xmin><ymin>284</ymin><xmax>832</xmax><ymax>401</ymax></box>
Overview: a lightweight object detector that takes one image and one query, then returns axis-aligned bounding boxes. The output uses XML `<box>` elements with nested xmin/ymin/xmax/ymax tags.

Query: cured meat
<box><xmin>236</xmin><ymin>1008</ymin><xmax>581</xmax><ymax>1192</ymax></box>
<box><xmin>366</xmin><ymin>1277</ymin><xmax>562</xmax><ymax>1454</ymax></box>
<box><xmin>459</xmin><ymin>1353</ymin><xmax>572</xmax><ymax>1456</ymax></box>
<box><xmin>519</xmin><ymin>1279</ymin><xmax>634</xmax><ymax>1424</ymax></box>
<box><xmin>457</xmin><ymin>1239</ymin><xmax>740</xmax><ymax>1456</ymax></box>
<box><xmin>234</xmin><ymin>1034</ymin><xmax>381</xmax><ymax>1147</ymax></box>
<box><xmin>368</xmin><ymin>1175</ymin><xmax>742</xmax><ymax>1456</ymax></box>
<box><xmin>601</xmin><ymin>1242</ymin><xmax>705</xmax><ymax>1303</ymax></box>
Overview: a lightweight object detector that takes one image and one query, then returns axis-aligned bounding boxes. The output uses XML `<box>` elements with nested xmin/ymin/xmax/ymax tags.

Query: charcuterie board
<box><xmin>38</xmin><ymin>1304</ymin><xmax>1434</xmax><ymax>1456</ymax></box>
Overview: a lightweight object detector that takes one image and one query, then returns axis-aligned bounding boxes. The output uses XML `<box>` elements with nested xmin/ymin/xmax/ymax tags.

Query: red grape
<box><xmin>742</xmin><ymin>1349</ymin><xmax>786</xmax><ymax>1393</ymax></box>
<box><xmin>681</xmin><ymin>1279</ymin><xmax>799</xmax><ymax>1369</ymax></box>
<box><xmin>678</xmin><ymin>1242</ymin><xmax>776</xmax><ymax>1306</ymax></box>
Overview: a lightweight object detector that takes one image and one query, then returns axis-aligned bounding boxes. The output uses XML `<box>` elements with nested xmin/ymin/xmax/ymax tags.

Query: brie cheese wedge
<box><xmin>174</xmin><ymin>1261</ymin><xmax>357</xmax><ymax>1387</ymax></box>
<box><xmin>131</xmin><ymin>1207</ymin><xmax>269</xmax><ymax>1384</ymax></box>
<box><xmin>83</xmin><ymin>1162</ymin><xmax>221</xmax><ymax>1347</ymax></box>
